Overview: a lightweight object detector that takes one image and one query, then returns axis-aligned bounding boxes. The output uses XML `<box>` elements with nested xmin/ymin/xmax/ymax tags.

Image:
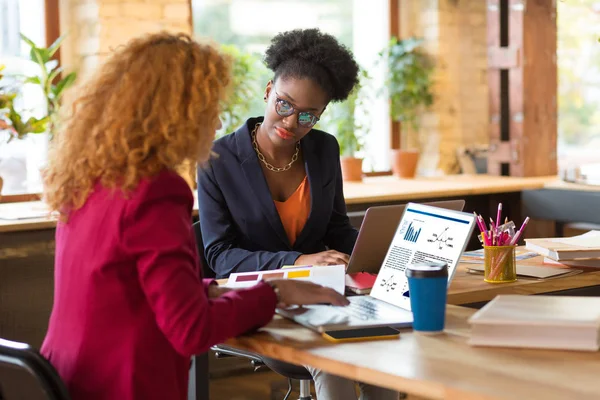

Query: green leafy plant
<box><xmin>218</xmin><ymin>44</ymin><xmax>265</xmax><ymax>136</ymax></box>
<box><xmin>323</xmin><ymin>68</ymin><xmax>372</xmax><ymax>157</ymax></box>
<box><xmin>20</xmin><ymin>33</ymin><xmax>76</xmax><ymax>138</ymax></box>
<box><xmin>380</xmin><ymin>37</ymin><xmax>434</xmax><ymax>149</ymax></box>
<box><xmin>0</xmin><ymin>65</ymin><xmax>14</xmax><ymax>125</ymax></box>
<box><xmin>0</xmin><ymin>64</ymin><xmax>47</xmax><ymax>141</ymax></box>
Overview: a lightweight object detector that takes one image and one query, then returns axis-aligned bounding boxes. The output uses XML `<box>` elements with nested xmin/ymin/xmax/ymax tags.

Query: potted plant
<box><xmin>218</xmin><ymin>44</ymin><xmax>265</xmax><ymax>137</ymax></box>
<box><xmin>323</xmin><ymin>68</ymin><xmax>371</xmax><ymax>182</ymax></box>
<box><xmin>380</xmin><ymin>37</ymin><xmax>434</xmax><ymax>178</ymax></box>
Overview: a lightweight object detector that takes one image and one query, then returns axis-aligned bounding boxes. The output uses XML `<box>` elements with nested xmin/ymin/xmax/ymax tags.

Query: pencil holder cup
<box><xmin>483</xmin><ymin>245</ymin><xmax>517</xmax><ymax>283</ymax></box>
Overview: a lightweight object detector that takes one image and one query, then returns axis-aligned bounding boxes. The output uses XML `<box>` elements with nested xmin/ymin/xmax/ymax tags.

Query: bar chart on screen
<box><xmin>403</xmin><ymin>221</ymin><xmax>422</xmax><ymax>243</ymax></box>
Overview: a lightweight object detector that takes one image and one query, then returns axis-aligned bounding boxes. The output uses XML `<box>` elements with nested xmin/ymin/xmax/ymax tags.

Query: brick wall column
<box><xmin>399</xmin><ymin>0</ymin><xmax>489</xmax><ymax>175</ymax></box>
<box><xmin>60</xmin><ymin>0</ymin><xmax>192</xmax><ymax>79</ymax></box>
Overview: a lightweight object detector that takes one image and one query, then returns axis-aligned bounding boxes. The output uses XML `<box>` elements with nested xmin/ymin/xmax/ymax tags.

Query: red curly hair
<box><xmin>43</xmin><ymin>32</ymin><xmax>230</xmax><ymax>219</ymax></box>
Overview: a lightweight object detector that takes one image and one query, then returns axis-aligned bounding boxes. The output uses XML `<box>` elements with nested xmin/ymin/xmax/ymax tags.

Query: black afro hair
<box><xmin>263</xmin><ymin>28</ymin><xmax>360</xmax><ymax>102</ymax></box>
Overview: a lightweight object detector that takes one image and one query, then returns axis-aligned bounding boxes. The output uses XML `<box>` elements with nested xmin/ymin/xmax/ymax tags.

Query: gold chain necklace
<box><xmin>251</xmin><ymin>123</ymin><xmax>300</xmax><ymax>173</ymax></box>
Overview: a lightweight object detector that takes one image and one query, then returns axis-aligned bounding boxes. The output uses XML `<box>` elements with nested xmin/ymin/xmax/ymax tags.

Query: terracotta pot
<box><xmin>391</xmin><ymin>149</ymin><xmax>419</xmax><ymax>178</ymax></box>
<box><xmin>340</xmin><ymin>157</ymin><xmax>364</xmax><ymax>182</ymax></box>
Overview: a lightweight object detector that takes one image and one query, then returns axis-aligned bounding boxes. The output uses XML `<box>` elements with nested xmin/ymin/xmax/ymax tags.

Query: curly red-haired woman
<box><xmin>41</xmin><ymin>32</ymin><xmax>347</xmax><ymax>400</ymax></box>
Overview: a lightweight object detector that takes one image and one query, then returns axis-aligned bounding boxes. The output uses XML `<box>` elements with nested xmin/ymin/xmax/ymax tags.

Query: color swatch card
<box><xmin>224</xmin><ymin>265</ymin><xmax>346</xmax><ymax>294</ymax></box>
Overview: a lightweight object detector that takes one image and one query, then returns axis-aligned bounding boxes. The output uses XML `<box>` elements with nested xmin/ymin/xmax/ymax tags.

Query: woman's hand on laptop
<box><xmin>294</xmin><ymin>250</ymin><xmax>350</xmax><ymax>267</ymax></box>
<box><xmin>267</xmin><ymin>279</ymin><xmax>349</xmax><ymax>308</ymax></box>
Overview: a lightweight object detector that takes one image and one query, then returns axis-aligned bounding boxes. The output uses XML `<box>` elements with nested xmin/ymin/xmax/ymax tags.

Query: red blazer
<box><xmin>41</xmin><ymin>170</ymin><xmax>277</xmax><ymax>400</ymax></box>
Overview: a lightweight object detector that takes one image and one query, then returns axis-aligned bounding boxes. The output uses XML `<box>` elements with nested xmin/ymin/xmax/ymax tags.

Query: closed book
<box><xmin>468</xmin><ymin>295</ymin><xmax>600</xmax><ymax>351</ymax></box>
<box><xmin>345</xmin><ymin>272</ymin><xmax>377</xmax><ymax>295</ymax></box>
<box><xmin>543</xmin><ymin>257</ymin><xmax>600</xmax><ymax>269</ymax></box>
<box><xmin>525</xmin><ymin>231</ymin><xmax>600</xmax><ymax>261</ymax></box>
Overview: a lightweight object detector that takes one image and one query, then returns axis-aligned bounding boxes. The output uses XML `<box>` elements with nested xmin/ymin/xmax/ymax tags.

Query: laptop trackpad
<box><xmin>278</xmin><ymin>305</ymin><xmax>352</xmax><ymax>327</ymax></box>
<box><xmin>277</xmin><ymin>303</ymin><xmax>413</xmax><ymax>331</ymax></box>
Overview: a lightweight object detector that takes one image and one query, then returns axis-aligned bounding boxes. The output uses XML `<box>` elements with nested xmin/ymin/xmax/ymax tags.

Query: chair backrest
<box><xmin>192</xmin><ymin>221</ymin><xmax>216</xmax><ymax>279</ymax></box>
<box><xmin>0</xmin><ymin>338</ymin><xmax>71</xmax><ymax>400</ymax></box>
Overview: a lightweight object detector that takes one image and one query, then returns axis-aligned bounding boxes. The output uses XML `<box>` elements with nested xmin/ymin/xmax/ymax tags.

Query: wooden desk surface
<box><xmin>0</xmin><ymin>202</ymin><xmax>56</xmax><ymax>233</ymax></box>
<box><xmin>0</xmin><ymin>175</ymin><xmax>555</xmax><ymax>233</ymax></box>
<box><xmin>226</xmin><ymin>305</ymin><xmax>600</xmax><ymax>400</ymax></box>
<box><xmin>342</xmin><ymin>174</ymin><xmax>555</xmax><ymax>205</ymax></box>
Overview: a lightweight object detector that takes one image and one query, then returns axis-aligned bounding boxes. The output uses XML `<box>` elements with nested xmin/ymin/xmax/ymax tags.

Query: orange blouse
<box><xmin>274</xmin><ymin>176</ymin><xmax>311</xmax><ymax>246</ymax></box>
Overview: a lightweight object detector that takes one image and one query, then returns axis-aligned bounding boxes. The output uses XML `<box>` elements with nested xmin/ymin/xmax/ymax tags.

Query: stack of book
<box><xmin>525</xmin><ymin>230</ymin><xmax>600</xmax><ymax>269</ymax></box>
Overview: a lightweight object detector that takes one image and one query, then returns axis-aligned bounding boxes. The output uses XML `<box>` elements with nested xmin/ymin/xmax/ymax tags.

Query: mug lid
<box><xmin>405</xmin><ymin>261</ymin><xmax>448</xmax><ymax>278</ymax></box>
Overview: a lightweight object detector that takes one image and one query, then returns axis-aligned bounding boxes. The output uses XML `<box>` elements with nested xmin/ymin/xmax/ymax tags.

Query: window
<box><xmin>0</xmin><ymin>0</ymin><xmax>46</xmax><ymax>195</ymax></box>
<box><xmin>192</xmin><ymin>0</ymin><xmax>391</xmax><ymax>172</ymax></box>
<box><xmin>557</xmin><ymin>0</ymin><xmax>600</xmax><ymax>170</ymax></box>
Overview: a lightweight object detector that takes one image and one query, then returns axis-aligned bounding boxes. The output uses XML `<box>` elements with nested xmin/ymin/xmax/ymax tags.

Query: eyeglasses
<box><xmin>274</xmin><ymin>95</ymin><xmax>320</xmax><ymax>128</ymax></box>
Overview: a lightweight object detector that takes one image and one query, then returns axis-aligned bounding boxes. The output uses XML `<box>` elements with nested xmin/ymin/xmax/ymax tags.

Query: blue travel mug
<box><xmin>406</xmin><ymin>262</ymin><xmax>448</xmax><ymax>333</ymax></box>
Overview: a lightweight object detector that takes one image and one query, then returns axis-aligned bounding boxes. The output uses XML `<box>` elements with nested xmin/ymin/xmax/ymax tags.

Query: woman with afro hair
<box><xmin>197</xmin><ymin>28</ymin><xmax>399</xmax><ymax>400</ymax></box>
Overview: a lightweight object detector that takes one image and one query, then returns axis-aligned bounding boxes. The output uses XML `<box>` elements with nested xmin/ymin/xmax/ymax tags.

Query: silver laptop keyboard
<box><xmin>344</xmin><ymin>297</ymin><xmax>380</xmax><ymax>320</ymax></box>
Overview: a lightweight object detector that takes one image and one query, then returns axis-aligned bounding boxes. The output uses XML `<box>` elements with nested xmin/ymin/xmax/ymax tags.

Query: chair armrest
<box><xmin>210</xmin><ymin>344</ymin><xmax>265</xmax><ymax>365</ymax></box>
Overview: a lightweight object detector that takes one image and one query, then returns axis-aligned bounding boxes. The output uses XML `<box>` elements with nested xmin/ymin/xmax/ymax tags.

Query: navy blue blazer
<box><xmin>197</xmin><ymin>117</ymin><xmax>358</xmax><ymax>278</ymax></box>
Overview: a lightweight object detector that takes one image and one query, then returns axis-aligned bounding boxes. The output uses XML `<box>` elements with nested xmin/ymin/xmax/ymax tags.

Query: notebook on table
<box><xmin>465</xmin><ymin>264</ymin><xmax>582</xmax><ymax>280</ymax></box>
<box><xmin>345</xmin><ymin>272</ymin><xmax>377</xmax><ymax>295</ymax></box>
<box><xmin>277</xmin><ymin>203</ymin><xmax>476</xmax><ymax>332</ymax></box>
<box><xmin>469</xmin><ymin>295</ymin><xmax>600</xmax><ymax>351</ymax></box>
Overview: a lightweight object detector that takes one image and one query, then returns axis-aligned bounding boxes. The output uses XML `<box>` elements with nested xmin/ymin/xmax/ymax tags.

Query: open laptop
<box><xmin>277</xmin><ymin>202</ymin><xmax>476</xmax><ymax>332</ymax></box>
<box><xmin>346</xmin><ymin>200</ymin><xmax>466</xmax><ymax>274</ymax></box>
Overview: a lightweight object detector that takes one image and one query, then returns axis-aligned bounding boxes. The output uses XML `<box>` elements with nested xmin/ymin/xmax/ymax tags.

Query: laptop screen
<box><xmin>369</xmin><ymin>202</ymin><xmax>476</xmax><ymax>311</ymax></box>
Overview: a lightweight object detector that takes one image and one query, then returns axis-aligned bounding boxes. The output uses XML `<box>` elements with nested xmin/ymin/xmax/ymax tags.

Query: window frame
<box><xmin>0</xmin><ymin>0</ymin><xmax>58</xmax><ymax>203</ymax></box>
<box><xmin>364</xmin><ymin>0</ymin><xmax>398</xmax><ymax>176</ymax></box>
<box><xmin>1</xmin><ymin>0</ymin><xmax>397</xmax><ymax>201</ymax></box>
<box><xmin>388</xmin><ymin>0</ymin><xmax>400</xmax><ymax>152</ymax></box>
<box><xmin>45</xmin><ymin>0</ymin><xmax>60</xmax><ymax>59</ymax></box>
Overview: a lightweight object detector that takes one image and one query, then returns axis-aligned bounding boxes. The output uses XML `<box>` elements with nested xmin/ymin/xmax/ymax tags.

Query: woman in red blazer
<box><xmin>40</xmin><ymin>32</ymin><xmax>347</xmax><ymax>400</ymax></box>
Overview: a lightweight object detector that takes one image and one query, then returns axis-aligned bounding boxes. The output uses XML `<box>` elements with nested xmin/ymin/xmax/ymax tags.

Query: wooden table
<box><xmin>209</xmin><ymin>256</ymin><xmax>600</xmax><ymax>400</ymax></box>
<box><xmin>0</xmin><ymin>174</ymin><xmax>584</xmax><ymax>400</ymax></box>
<box><xmin>214</xmin><ymin>255</ymin><xmax>600</xmax><ymax>307</ymax></box>
<box><xmin>225</xmin><ymin>305</ymin><xmax>600</xmax><ymax>400</ymax></box>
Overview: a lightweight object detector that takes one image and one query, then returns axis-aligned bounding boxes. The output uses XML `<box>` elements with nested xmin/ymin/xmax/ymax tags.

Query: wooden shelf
<box><xmin>342</xmin><ymin>174</ymin><xmax>555</xmax><ymax>204</ymax></box>
<box><xmin>0</xmin><ymin>175</ymin><xmax>558</xmax><ymax>233</ymax></box>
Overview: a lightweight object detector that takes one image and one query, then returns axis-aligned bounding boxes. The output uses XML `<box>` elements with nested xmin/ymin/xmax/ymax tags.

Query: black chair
<box><xmin>0</xmin><ymin>338</ymin><xmax>71</xmax><ymax>400</ymax></box>
<box><xmin>192</xmin><ymin>221</ymin><xmax>314</xmax><ymax>400</ymax></box>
